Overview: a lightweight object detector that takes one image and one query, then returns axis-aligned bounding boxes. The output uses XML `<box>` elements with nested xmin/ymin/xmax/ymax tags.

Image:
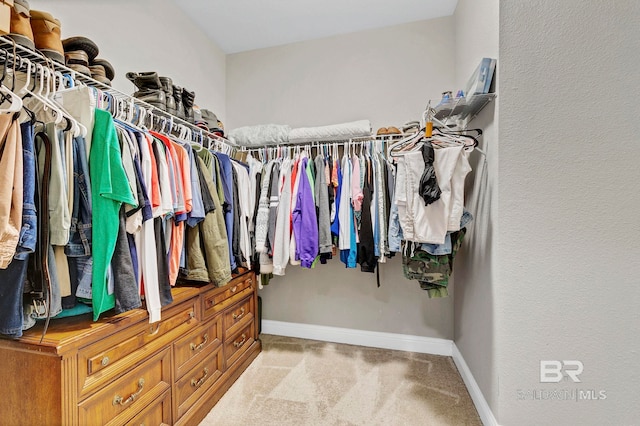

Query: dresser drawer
<box><xmin>223</xmin><ymin>295</ymin><xmax>255</xmax><ymax>339</ymax></box>
<box><xmin>174</xmin><ymin>346</ymin><xmax>224</xmax><ymax>421</ymax></box>
<box><xmin>125</xmin><ymin>388</ymin><xmax>171</xmax><ymax>426</ymax></box>
<box><xmin>78</xmin><ymin>299</ymin><xmax>198</xmax><ymax>399</ymax></box>
<box><xmin>224</xmin><ymin>321</ymin><xmax>255</xmax><ymax>369</ymax></box>
<box><xmin>173</xmin><ymin>316</ymin><xmax>222</xmax><ymax>381</ymax></box>
<box><xmin>78</xmin><ymin>348</ymin><xmax>172</xmax><ymax>426</ymax></box>
<box><xmin>202</xmin><ymin>274</ymin><xmax>253</xmax><ymax>319</ymax></box>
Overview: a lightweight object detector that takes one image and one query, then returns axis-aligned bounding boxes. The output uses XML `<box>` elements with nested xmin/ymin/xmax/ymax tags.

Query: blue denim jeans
<box><xmin>388</xmin><ymin>201</ymin><xmax>404</xmax><ymax>253</ymax></box>
<box><xmin>0</xmin><ymin>259</ymin><xmax>28</xmax><ymax>337</ymax></box>
<box><xmin>0</xmin><ymin>122</ymin><xmax>38</xmax><ymax>338</ymax></box>
<box><xmin>15</xmin><ymin>122</ymin><xmax>37</xmax><ymax>260</ymax></box>
<box><xmin>64</xmin><ymin>136</ymin><xmax>93</xmax><ymax>309</ymax></box>
<box><xmin>421</xmin><ymin>210</ymin><xmax>474</xmax><ymax>255</ymax></box>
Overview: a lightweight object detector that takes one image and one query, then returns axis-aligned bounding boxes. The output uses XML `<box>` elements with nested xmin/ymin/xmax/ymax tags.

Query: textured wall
<box><xmin>498</xmin><ymin>1</ymin><xmax>640</xmax><ymax>424</ymax></box>
<box><xmin>452</xmin><ymin>0</ymin><xmax>500</xmax><ymax>414</ymax></box>
<box><xmin>227</xmin><ymin>18</ymin><xmax>458</xmax><ymax>339</ymax></box>
<box><xmin>29</xmin><ymin>0</ymin><xmax>227</xmax><ymax>120</ymax></box>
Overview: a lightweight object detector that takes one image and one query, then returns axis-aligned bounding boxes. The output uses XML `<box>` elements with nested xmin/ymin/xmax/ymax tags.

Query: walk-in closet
<box><xmin>0</xmin><ymin>1</ymin><xmax>636</xmax><ymax>425</ymax></box>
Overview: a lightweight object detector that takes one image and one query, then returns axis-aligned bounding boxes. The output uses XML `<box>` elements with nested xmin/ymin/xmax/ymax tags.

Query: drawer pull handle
<box><xmin>232</xmin><ymin>307</ymin><xmax>245</xmax><ymax>321</ymax></box>
<box><xmin>101</xmin><ymin>356</ymin><xmax>110</xmax><ymax>367</ymax></box>
<box><xmin>190</xmin><ymin>334</ymin><xmax>209</xmax><ymax>351</ymax></box>
<box><xmin>191</xmin><ymin>367</ymin><xmax>209</xmax><ymax>388</ymax></box>
<box><xmin>189</xmin><ymin>311</ymin><xmax>195</xmax><ymax>319</ymax></box>
<box><xmin>113</xmin><ymin>378</ymin><xmax>145</xmax><ymax>406</ymax></box>
<box><xmin>230</xmin><ymin>285</ymin><xmax>238</xmax><ymax>293</ymax></box>
<box><xmin>233</xmin><ymin>334</ymin><xmax>247</xmax><ymax>348</ymax></box>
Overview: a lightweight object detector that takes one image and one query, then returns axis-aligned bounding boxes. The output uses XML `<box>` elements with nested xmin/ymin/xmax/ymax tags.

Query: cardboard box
<box><xmin>0</xmin><ymin>0</ymin><xmax>14</xmax><ymax>36</ymax></box>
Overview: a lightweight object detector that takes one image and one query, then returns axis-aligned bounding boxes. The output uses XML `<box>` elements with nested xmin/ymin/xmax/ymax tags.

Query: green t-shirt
<box><xmin>90</xmin><ymin>110</ymin><xmax>136</xmax><ymax>320</ymax></box>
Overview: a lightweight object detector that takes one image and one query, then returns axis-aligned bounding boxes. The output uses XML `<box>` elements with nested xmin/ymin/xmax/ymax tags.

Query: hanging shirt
<box><xmin>90</xmin><ymin>109</ymin><xmax>136</xmax><ymax>321</ymax></box>
<box><xmin>338</xmin><ymin>154</ymin><xmax>352</xmax><ymax>250</ymax></box>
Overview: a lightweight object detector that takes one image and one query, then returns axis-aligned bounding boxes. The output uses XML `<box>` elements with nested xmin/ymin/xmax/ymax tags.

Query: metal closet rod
<box><xmin>0</xmin><ymin>35</ymin><xmax>236</xmax><ymax>150</ymax></box>
<box><xmin>237</xmin><ymin>133</ymin><xmax>408</xmax><ymax>151</ymax></box>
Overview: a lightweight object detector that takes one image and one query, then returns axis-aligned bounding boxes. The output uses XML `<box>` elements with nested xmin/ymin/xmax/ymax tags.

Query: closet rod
<box><xmin>0</xmin><ymin>35</ymin><xmax>236</xmax><ymax>150</ymax></box>
<box><xmin>237</xmin><ymin>133</ymin><xmax>410</xmax><ymax>152</ymax></box>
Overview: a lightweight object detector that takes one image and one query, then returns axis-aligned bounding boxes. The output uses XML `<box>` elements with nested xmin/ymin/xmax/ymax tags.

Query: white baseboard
<box><xmin>261</xmin><ymin>320</ymin><xmax>498</xmax><ymax>426</ymax></box>
<box><xmin>452</xmin><ymin>344</ymin><xmax>499</xmax><ymax>426</ymax></box>
<box><xmin>262</xmin><ymin>320</ymin><xmax>452</xmax><ymax>356</ymax></box>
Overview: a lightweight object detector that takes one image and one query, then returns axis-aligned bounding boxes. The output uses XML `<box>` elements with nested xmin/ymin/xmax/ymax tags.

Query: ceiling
<box><xmin>175</xmin><ymin>0</ymin><xmax>458</xmax><ymax>54</ymax></box>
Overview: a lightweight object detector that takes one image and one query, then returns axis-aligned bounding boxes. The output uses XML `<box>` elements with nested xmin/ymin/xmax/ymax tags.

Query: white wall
<box><xmin>498</xmin><ymin>1</ymin><xmax>639</xmax><ymax>424</ymax></box>
<box><xmin>227</xmin><ymin>18</ymin><xmax>458</xmax><ymax>339</ymax></box>
<box><xmin>29</xmin><ymin>0</ymin><xmax>227</xmax><ymax>120</ymax></box>
<box><xmin>227</xmin><ymin>18</ymin><xmax>455</xmax><ymax>131</ymax></box>
<box><xmin>452</xmin><ymin>0</ymin><xmax>500</xmax><ymax>415</ymax></box>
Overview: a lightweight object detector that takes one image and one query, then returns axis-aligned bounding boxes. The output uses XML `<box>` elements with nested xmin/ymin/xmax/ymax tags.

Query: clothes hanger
<box><xmin>21</xmin><ymin>64</ymin><xmax>63</xmax><ymax>124</ymax></box>
<box><xmin>0</xmin><ymin>50</ymin><xmax>23</xmax><ymax>114</ymax></box>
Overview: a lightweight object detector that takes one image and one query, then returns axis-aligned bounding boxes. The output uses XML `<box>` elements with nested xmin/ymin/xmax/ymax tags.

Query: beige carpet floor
<box><xmin>199</xmin><ymin>334</ymin><xmax>482</xmax><ymax>426</ymax></box>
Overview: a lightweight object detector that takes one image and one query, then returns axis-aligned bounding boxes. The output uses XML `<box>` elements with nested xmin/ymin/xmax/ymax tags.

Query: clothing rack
<box><xmin>0</xmin><ymin>35</ymin><xmax>237</xmax><ymax>152</ymax></box>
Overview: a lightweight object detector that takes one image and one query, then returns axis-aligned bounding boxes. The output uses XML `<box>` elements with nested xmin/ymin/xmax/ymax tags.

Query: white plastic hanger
<box><xmin>0</xmin><ymin>51</ymin><xmax>23</xmax><ymax>114</ymax></box>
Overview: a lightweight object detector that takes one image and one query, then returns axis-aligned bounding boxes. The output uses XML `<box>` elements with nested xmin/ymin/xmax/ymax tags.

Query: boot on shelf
<box><xmin>182</xmin><ymin>87</ymin><xmax>195</xmax><ymax>124</ymax></box>
<box><xmin>30</xmin><ymin>10</ymin><xmax>64</xmax><ymax>63</ymax></box>
<box><xmin>126</xmin><ymin>71</ymin><xmax>166</xmax><ymax>111</ymax></box>
<box><xmin>173</xmin><ymin>85</ymin><xmax>185</xmax><ymax>120</ymax></box>
<box><xmin>8</xmin><ymin>0</ymin><xmax>34</xmax><ymax>50</ymax></box>
<box><xmin>159</xmin><ymin>77</ymin><xmax>177</xmax><ymax>117</ymax></box>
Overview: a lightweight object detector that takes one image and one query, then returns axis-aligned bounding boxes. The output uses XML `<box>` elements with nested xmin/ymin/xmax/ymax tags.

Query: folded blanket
<box><xmin>228</xmin><ymin>124</ymin><xmax>291</xmax><ymax>146</ymax></box>
<box><xmin>288</xmin><ymin>119</ymin><xmax>372</xmax><ymax>143</ymax></box>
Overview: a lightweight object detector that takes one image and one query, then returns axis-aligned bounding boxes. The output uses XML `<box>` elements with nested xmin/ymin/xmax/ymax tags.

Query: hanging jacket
<box><xmin>292</xmin><ymin>157</ymin><xmax>319</xmax><ymax>268</ymax></box>
<box><xmin>315</xmin><ymin>154</ymin><xmax>332</xmax><ymax>254</ymax></box>
<box><xmin>273</xmin><ymin>158</ymin><xmax>292</xmax><ymax>275</ymax></box>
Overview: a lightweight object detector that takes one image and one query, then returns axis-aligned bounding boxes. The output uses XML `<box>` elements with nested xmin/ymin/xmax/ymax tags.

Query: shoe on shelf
<box><xmin>89</xmin><ymin>65</ymin><xmax>111</xmax><ymax>86</ymax></box>
<box><xmin>68</xmin><ymin>63</ymin><xmax>91</xmax><ymax>76</ymax></box>
<box><xmin>30</xmin><ymin>10</ymin><xmax>64</xmax><ymax>63</ymax></box>
<box><xmin>8</xmin><ymin>0</ymin><xmax>35</xmax><ymax>50</ymax></box>
<box><xmin>61</xmin><ymin>36</ymin><xmax>99</xmax><ymax>62</ymax></box>
<box><xmin>91</xmin><ymin>58</ymin><xmax>114</xmax><ymax>81</ymax></box>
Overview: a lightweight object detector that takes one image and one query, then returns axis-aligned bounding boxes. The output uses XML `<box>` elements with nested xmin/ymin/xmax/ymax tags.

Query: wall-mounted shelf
<box><xmin>0</xmin><ymin>35</ymin><xmax>236</xmax><ymax>148</ymax></box>
<box><xmin>432</xmin><ymin>93</ymin><xmax>496</xmax><ymax>125</ymax></box>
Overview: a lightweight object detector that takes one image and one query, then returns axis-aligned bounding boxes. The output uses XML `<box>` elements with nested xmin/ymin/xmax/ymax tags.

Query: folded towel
<box><xmin>228</xmin><ymin>124</ymin><xmax>291</xmax><ymax>146</ymax></box>
<box><xmin>288</xmin><ymin>119</ymin><xmax>372</xmax><ymax>144</ymax></box>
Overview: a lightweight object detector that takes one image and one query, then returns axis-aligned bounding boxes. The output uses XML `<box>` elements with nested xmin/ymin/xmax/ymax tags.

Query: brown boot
<box><xmin>30</xmin><ymin>10</ymin><xmax>64</xmax><ymax>63</ymax></box>
<box><xmin>7</xmin><ymin>0</ymin><xmax>34</xmax><ymax>50</ymax></box>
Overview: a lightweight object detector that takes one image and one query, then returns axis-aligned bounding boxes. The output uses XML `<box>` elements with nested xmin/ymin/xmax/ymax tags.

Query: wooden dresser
<box><xmin>0</xmin><ymin>269</ymin><xmax>261</xmax><ymax>426</ymax></box>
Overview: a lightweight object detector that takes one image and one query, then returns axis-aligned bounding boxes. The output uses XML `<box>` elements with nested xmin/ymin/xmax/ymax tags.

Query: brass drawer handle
<box><xmin>191</xmin><ymin>367</ymin><xmax>209</xmax><ymax>388</ymax></box>
<box><xmin>230</xmin><ymin>285</ymin><xmax>238</xmax><ymax>293</ymax></box>
<box><xmin>232</xmin><ymin>307</ymin><xmax>245</xmax><ymax>321</ymax></box>
<box><xmin>233</xmin><ymin>334</ymin><xmax>247</xmax><ymax>348</ymax></box>
<box><xmin>113</xmin><ymin>378</ymin><xmax>145</xmax><ymax>406</ymax></box>
<box><xmin>190</xmin><ymin>333</ymin><xmax>209</xmax><ymax>351</ymax></box>
<box><xmin>101</xmin><ymin>356</ymin><xmax>110</xmax><ymax>367</ymax></box>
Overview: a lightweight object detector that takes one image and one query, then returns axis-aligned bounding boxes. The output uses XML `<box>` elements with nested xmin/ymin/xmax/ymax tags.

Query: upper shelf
<box><xmin>432</xmin><ymin>93</ymin><xmax>496</xmax><ymax>125</ymax></box>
